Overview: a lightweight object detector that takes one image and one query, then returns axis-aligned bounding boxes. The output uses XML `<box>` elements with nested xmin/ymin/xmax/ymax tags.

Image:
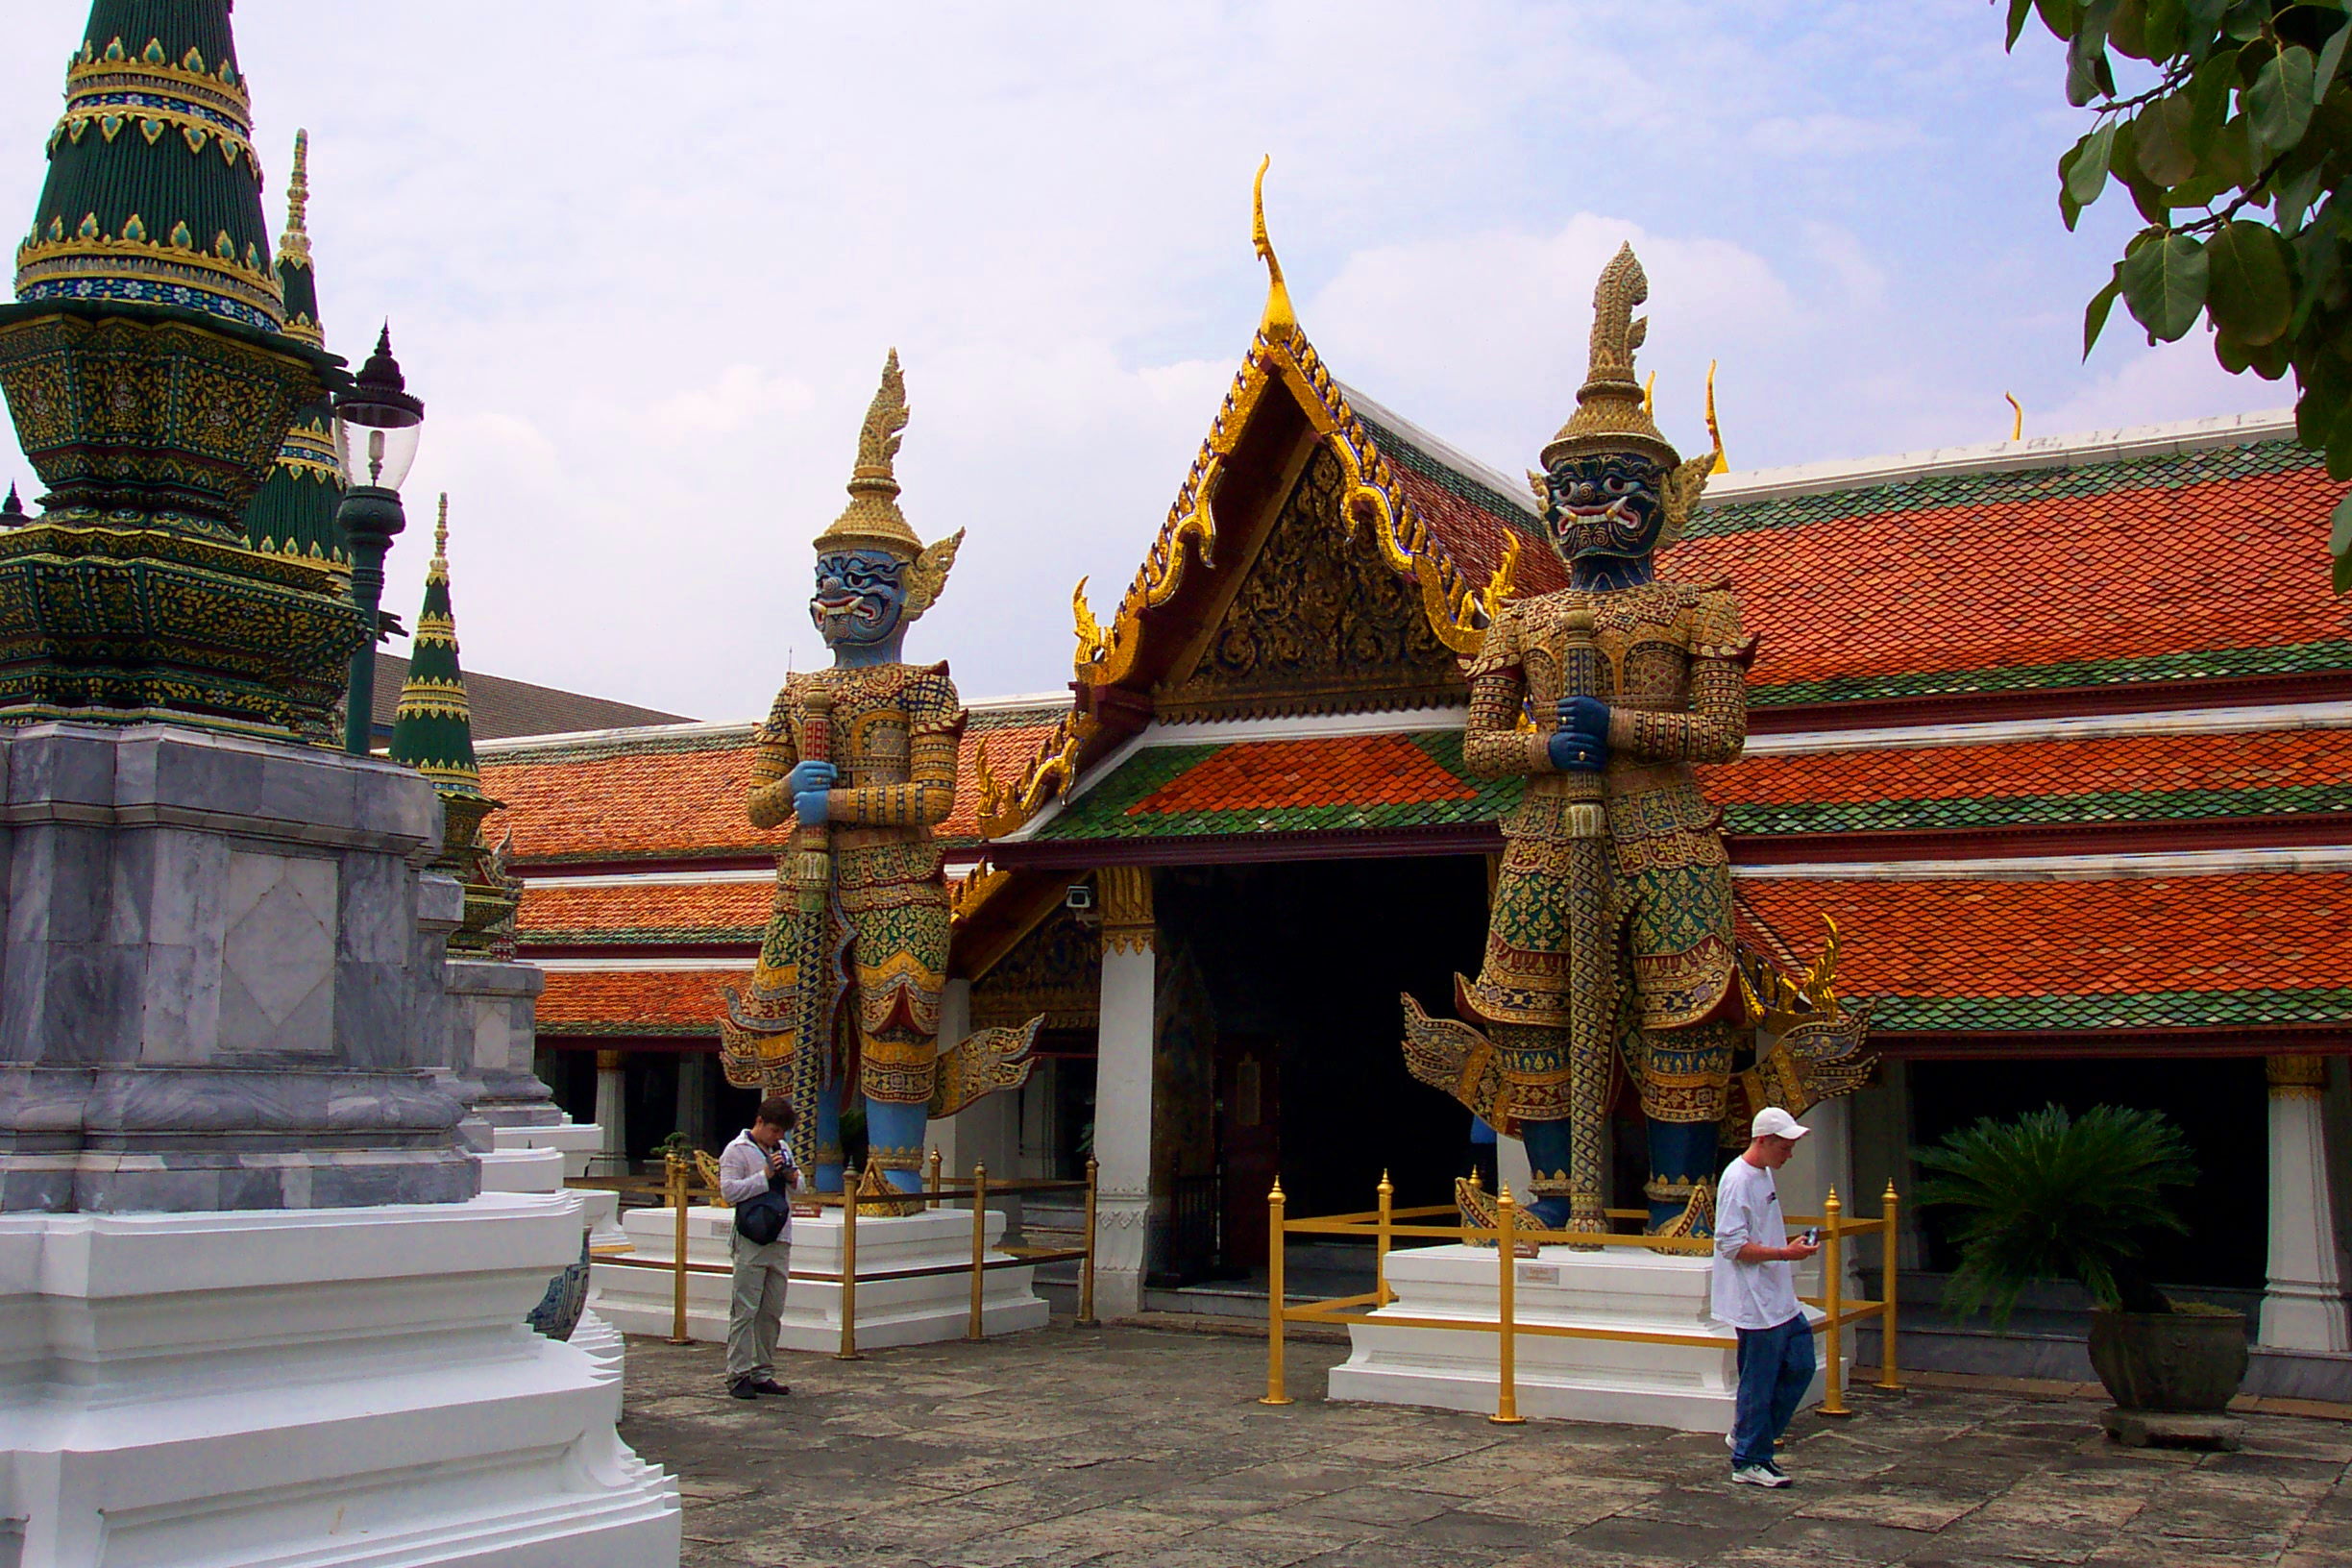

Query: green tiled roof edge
<box><xmin>1726</xmin><ymin>784</ymin><xmax>2352</xmax><ymax>835</ymax></box>
<box><xmin>1685</xmin><ymin>437</ymin><xmax>2322</xmax><ymax>542</ymax></box>
<box><xmin>1751</xmin><ymin>639</ymin><xmax>2352</xmax><ymax>706</ymax></box>
<box><xmin>1355</xmin><ymin>408</ymin><xmax>1548</xmax><ymax>544</ymax></box>
<box><xmin>1870</xmin><ymin>987</ymin><xmax>2352</xmax><ymax>1031</ymax></box>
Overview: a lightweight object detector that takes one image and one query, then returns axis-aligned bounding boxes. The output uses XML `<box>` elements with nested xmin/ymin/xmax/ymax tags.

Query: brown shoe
<box><xmin>749</xmin><ymin>1377</ymin><xmax>790</xmax><ymax>1397</ymax></box>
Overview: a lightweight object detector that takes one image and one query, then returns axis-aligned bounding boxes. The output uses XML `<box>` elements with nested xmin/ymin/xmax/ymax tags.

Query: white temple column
<box><xmin>1091</xmin><ymin>867</ymin><xmax>1156</xmax><ymax>1316</ymax></box>
<box><xmin>2261</xmin><ymin>1055</ymin><xmax>2352</xmax><ymax>1352</ymax></box>
<box><xmin>590</xmin><ymin>1048</ymin><xmax>628</xmax><ymax>1176</ymax></box>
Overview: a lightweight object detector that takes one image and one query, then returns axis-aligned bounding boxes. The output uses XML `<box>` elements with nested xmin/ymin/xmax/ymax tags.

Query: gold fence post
<box><xmin>1079</xmin><ymin>1157</ymin><xmax>1100</xmax><ymax>1327</ymax></box>
<box><xmin>928</xmin><ymin>1147</ymin><xmax>943</xmax><ymax>1209</ymax></box>
<box><xmin>968</xmin><ymin>1163</ymin><xmax>989</xmax><ymax>1341</ymax></box>
<box><xmin>1376</xmin><ymin>1169</ymin><xmax>1394</xmax><ymax>1308</ymax></box>
<box><xmin>668</xmin><ymin>1153</ymin><xmax>691</xmax><ymax>1346</ymax></box>
<box><xmin>836</xmin><ymin>1165</ymin><xmax>862</xmax><ymax>1360</ymax></box>
<box><xmin>1491</xmin><ymin>1186</ymin><xmax>1526</xmax><ymax>1424</ymax></box>
<box><xmin>1260</xmin><ymin>1178</ymin><xmax>1294</xmax><ymax>1406</ymax></box>
<box><xmin>1875</xmin><ymin>1180</ymin><xmax>1903</xmax><ymax>1391</ymax></box>
<box><xmin>1819</xmin><ymin>1186</ymin><xmax>1849</xmax><ymax>1417</ymax></box>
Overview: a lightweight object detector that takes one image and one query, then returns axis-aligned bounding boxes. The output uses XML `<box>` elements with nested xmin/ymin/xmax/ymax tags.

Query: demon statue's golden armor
<box><xmin>721</xmin><ymin>353</ymin><xmax>1037</xmax><ymax>1197</ymax></box>
<box><xmin>1406</xmin><ymin>246</ymin><xmax>1763</xmax><ymax>1238</ymax></box>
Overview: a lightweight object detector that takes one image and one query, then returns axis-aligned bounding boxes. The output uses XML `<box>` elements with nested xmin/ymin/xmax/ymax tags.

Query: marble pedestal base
<box><xmin>1328</xmin><ymin>1244</ymin><xmax>1839</xmax><ymax>1433</ymax></box>
<box><xmin>590</xmin><ymin>1206</ymin><xmax>1049</xmax><ymax>1351</ymax></box>
<box><xmin>0</xmin><ymin>1192</ymin><xmax>678</xmax><ymax>1566</ymax></box>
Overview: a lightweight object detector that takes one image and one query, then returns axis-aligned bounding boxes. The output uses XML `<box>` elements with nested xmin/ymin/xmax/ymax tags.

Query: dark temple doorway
<box><xmin>1156</xmin><ymin>854</ymin><xmax>1492</xmax><ymax>1247</ymax></box>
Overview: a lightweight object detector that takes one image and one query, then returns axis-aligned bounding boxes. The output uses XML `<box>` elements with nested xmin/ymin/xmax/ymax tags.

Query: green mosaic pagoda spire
<box><xmin>0</xmin><ymin>0</ymin><xmax>370</xmax><ymax>737</ymax></box>
<box><xmin>389</xmin><ymin>495</ymin><xmax>483</xmax><ymax>796</ymax></box>
<box><xmin>390</xmin><ymin>495</ymin><xmax>517</xmax><ymax>952</ymax></box>
<box><xmin>17</xmin><ymin>1</ymin><xmax>283</xmax><ymax>332</ymax></box>
<box><xmin>242</xmin><ymin>130</ymin><xmax>346</xmax><ymax>568</ymax></box>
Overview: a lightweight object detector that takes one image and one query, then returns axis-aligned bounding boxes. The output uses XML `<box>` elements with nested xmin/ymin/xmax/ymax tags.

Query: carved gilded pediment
<box><xmin>1154</xmin><ymin>445</ymin><xmax>1462</xmax><ymax>722</ymax></box>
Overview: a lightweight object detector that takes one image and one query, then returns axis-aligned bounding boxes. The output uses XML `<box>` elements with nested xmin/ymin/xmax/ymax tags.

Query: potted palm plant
<box><xmin>1916</xmin><ymin>1104</ymin><xmax>2246</xmax><ymax>1418</ymax></box>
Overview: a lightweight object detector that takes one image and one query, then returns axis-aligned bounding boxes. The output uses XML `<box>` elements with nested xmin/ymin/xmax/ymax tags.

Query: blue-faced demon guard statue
<box><xmin>1404</xmin><ymin>246</ymin><xmax>1870</xmax><ymax>1239</ymax></box>
<box><xmin>721</xmin><ymin>353</ymin><xmax>1037</xmax><ymax>1201</ymax></box>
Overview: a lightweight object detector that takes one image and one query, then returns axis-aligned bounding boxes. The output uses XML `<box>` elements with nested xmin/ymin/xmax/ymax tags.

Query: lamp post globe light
<box><xmin>334</xmin><ymin>324</ymin><xmax>425</xmax><ymax>753</ymax></box>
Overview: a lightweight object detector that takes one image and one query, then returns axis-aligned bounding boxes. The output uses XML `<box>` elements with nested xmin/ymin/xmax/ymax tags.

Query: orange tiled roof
<box><xmin>1130</xmin><ymin>733</ymin><xmax>1481</xmax><ymax>817</ymax></box>
<box><xmin>517</xmin><ymin>880</ymin><xmax>771</xmax><ymax>943</ymax></box>
<box><xmin>1701</xmin><ymin>726</ymin><xmax>2352</xmax><ymax>833</ymax></box>
<box><xmin>535</xmin><ymin>968</ymin><xmax>744</xmax><ymax>1035</ymax></box>
<box><xmin>1737</xmin><ymin>870</ymin><xmax>2352</xmax><ymax>1031</ymax></box>
<box><xmin>483</xmin><ymin>715</ymin><xmax>1065</xmax><ymax>866</ymax></box>
<box><xmin>1672</xmin><ymin>446</ymin><xmax>2352</xmax><ymax>705</ymax></box>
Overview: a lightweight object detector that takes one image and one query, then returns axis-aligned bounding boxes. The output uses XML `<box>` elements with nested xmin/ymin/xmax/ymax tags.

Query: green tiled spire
<box><xmin>389</xmin><ymin>495</ymin><xmax>484</xmax><ymax>798</ymax></box>
<box><xmin>390</xmin><ymin>496</ymin><xmax>518</xmax><ymax>954</ymax></box>
<box><xmin>241</xmin><ymin>130</ymin><xmax>344</xmax><ymax>568</ymax></box>
<box><xmin>16</xmin><ymin>1</ymin><xmax>284</xmax><ymax>332</ymax></box>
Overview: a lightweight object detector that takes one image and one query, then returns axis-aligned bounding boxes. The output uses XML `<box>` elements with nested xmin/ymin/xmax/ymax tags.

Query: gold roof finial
<box><xmin>1541</xmin><ymin>244</ymin><xmax>1679</xmax><ymax>471</ymax></box>
<box><xmin>280</xmin><ymin>128</ymin><xmax>311</xmax><ymax>264</ymax></box>
<box><xmin>814</xmin><ymin>349</ymin><xmax>923</xmax><ymax>559</ymax></box>
<box><xmin>432</xmin><ymin>491</ymin><xmax>449</xmax><ymax>575</ymax></box>
<box><xmin>2005</xmin><ymin>391</ymin><xmax>2023</xmax><ymax>442</ymax></box>
<box><xmin>1252</xmin><ymin>155</ymin><xmax>1296</xmax><ymax>336</ymax></box>
<box><xmin>1705</xmin><ymin>359</ymin><xmax>1728</xmax><ymax>476</ymax></box>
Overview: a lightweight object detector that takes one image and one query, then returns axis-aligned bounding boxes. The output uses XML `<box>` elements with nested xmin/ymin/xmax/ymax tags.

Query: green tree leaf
<box><xmin>2109</xmin><ymin>0</ymin><xmax>2149</xmax><ymax>59</ymax></box>
<box><xmin>2134</xmin><ymin>91</ymin><xmax>2201</xmax><ymax>184</ymax></box>
<box><xmin>2205</xmin><ymin>219</ymin><xmax>2295</xmax><ymax>343</ymax></box>
<box><xmin>2141</xmin><ymin>0</ymin><xmax>2187</xmax><ymax>60</ymax></box>
<box><xmin>2333</xmin><ymin>493</ymin><xmax>2352</xmax><ymax>593</ymax></box>
<box><xmin>2085</xmin><ymin>271</ymin><xmax>2125</xmax><ymax>356</ymax></box>
<box><xmin>2250</xmin><ymin>45</ymin><xmax>2319</xmax><ymax>153</ymax></box>
<box><xmin>2119</xmin><ymin>231</ymin><xmax>2210</xmax><ymax>339</ymax></box>
<box><xmin>2316</xmin><ymin>14</ymin><xmax>2351</xmax><ymax>102</ymax></box>
<box><xmin>2065</xmin><ymin>122</ymin><xmax>2119</xmax><ymax>209</ymax></box>
<box><xmin>2008</xmin><ymin>0</ymin><xmax>2039</xmax><ymax>49</ymax></box>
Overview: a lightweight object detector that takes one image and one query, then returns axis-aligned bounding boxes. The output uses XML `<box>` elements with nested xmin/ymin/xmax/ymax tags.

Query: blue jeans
<box><xmin>1731</xmin><ymin>1314</ymin><xmax>1816</xmax><ymax>1470</ymax></box>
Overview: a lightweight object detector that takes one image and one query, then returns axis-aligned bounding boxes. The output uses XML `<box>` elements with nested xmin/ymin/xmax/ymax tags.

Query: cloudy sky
<box><xmin>0</xmin><ymin>2</ymin><xmax>2289</xmax><ymax>719</ymax></box>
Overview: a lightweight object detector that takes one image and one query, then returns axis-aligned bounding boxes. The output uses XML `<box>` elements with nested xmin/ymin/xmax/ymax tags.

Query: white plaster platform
<box><xmin>1328</xmin><ymin>1243</ymin><xmax>1841</xmax><ymax>1433</ymax></box>
<box><xmin>0</xmin><ymin>1192</ymin><xmax>679</xmax><ymax>1566</ymax></box>
<box><xmin>590</xmin><ymin>1205</ymin><xmax>1049</xmax><ymax>1351</ymax></box>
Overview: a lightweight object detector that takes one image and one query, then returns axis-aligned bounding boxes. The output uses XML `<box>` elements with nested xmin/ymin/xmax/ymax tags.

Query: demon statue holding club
<box><xmin>721</xmin><ymin>352</ymin><xmax>1037</xmax><ymax>1203</ymax></box>
<box><xmin>1404</xmin><ymin>245</ymin><xmax>1869</xmax><ymax>1239</ymax></box>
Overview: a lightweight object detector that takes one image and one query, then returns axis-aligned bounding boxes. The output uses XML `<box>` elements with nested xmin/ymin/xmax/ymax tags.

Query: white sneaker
<box><xmin>1731</xmin><ymin>1464</ymin><xmax>1791</xmax><ymax>1489</ymax></box>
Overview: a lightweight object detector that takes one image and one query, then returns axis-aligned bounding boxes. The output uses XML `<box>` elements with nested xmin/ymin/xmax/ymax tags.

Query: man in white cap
<box><xmin>1713</xmin><ymin>1106</ymin><xmax>1823</xmax><ymax>1487</ymax></box>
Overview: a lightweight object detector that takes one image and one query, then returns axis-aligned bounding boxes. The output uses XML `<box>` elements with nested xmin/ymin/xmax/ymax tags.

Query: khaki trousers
<box><xmin>725</xmin><ymin>1229</ymin><xmax>792</xmax><ymax>1383</ymax></box>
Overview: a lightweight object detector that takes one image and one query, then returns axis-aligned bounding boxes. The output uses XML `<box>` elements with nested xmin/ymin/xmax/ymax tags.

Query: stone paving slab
<box><xmin>617</xmin><ymin>1324</ymin><xmax>2351</xmax><ymax>1567</ymax></box>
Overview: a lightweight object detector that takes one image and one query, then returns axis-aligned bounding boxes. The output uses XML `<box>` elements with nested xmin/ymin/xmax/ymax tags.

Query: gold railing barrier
<box><xmin>575</xmin><ymin>1148</ymin><xmax>1102</xmax><ymax>1360</ymax></box>
<box><xmin>1257</xmin><ymin>1175</ymin><xmax>1904</xmax><ymax>1422</ymax></box>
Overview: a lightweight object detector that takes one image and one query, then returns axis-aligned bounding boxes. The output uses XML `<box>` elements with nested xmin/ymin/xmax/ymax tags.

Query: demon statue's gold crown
<box><xmin>814</xmin><ymin>349</ymin><xmax>962</xmax><ymax>621</ymax></box>
<box><xmin>1534</xmin><ymin>244</ymin><xmax>1718</xmax><ymax>546</ymax></box>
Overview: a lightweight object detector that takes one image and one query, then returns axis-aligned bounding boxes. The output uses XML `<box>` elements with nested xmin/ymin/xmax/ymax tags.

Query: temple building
<box><xmin>490</xmin><ymin>217</ymin><xmax>2352</xmax><ymax>1397</ymax></box>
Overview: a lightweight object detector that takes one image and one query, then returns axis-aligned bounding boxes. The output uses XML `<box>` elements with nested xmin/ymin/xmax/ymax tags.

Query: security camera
<box><xmin>1064</xmin><ymin>884</ymin><xmax>1094</xmax><ymax>912</ymax></box>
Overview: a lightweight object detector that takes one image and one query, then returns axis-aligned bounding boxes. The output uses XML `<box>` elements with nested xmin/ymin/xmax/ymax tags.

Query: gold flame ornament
<box><xmin>813</xmin><ymin>349</ymin><xmax>963</xmax><ymax>622</ymax></box>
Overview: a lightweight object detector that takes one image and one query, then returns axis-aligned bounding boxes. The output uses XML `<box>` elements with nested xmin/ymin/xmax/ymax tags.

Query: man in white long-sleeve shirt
<box><xmin>719</xmin><ymin>1096</ymin><xmax>799</xmax><ymax>1400</ymax></box>
<box><xmin>1712</xmin><ymin>1107</ymin><xmax>1823</xmax><ymax>1487</ymax></box>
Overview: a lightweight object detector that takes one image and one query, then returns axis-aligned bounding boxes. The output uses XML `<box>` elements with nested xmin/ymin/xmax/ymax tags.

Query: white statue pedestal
<box><xmin>0</xmin><ymin>1193</ymin><xmax>679</xmax><ymax>1566</ymax></box>
<box><xmin>1328</xmin><ymin>1243</ymin><xmax>1840</xmax><ymax>1433</ymax></box>
<box><xmin>589</xmin><ymin>1206</ymin><xmax>1049</xmax><ymax>1352</ymax></box>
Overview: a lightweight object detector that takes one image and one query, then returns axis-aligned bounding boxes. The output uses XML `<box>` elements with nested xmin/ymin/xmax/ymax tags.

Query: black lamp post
<box><xmin>333</xmin><ymin>325</ymin><xmax>425</xmax><ymax>755</ymax></box>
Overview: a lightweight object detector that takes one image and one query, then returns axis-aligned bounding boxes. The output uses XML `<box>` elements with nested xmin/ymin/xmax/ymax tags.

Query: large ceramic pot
<box><xmin>2086</xmin><ymin>1308</ymin><xmax>2249</xmax><ymax>1412</ymax></box>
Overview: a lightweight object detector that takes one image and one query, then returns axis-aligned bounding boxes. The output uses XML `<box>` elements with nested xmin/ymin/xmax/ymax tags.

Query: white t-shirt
<box><xmin>1710</xmin><ymin>1155</ymin><xmax>1801</xmax><ymax>1331</ymax></box>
